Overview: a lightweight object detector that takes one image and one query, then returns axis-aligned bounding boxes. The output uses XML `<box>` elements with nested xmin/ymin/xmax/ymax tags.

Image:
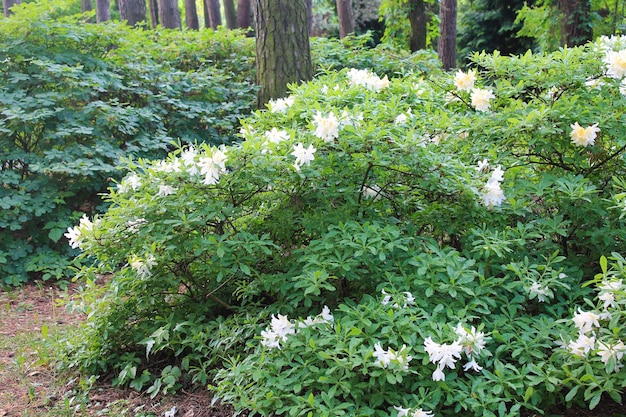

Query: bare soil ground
<box><xmin>0</xmin><ymin>283</ymin><xmax>237</xmax><ymax>417</ymax></box>
<box><xmin>1</xmin><ymin>282</ymin><xmax>626</xmax><ymax>417</ymax></box>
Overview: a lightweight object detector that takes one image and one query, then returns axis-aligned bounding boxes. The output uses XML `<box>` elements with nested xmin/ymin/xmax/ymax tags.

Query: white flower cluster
<box><xmin>64</xmin><ymin>214</ymin><xmax>99</xmax><ymax>250</ymax></box>
<box><xmin>393</xmin><ymin>407</ymin><xmax>434</xmax><ymax>417</ymax></box>
<box><xmin>570</xmin><ymin>122</ymin><xmax>600</xmax><ymax>147</ymax></box>
<box><xmin>567</xmin><ymin>279</ymin><xmax>626</xmax><ymax>371</ymax></box>
<box><xmin>312</xmin><ymin>111</ymin><xmax>340</xmax><ymax>142</ymax></box>
<box><xmin>480</xmin><ymin>163</ymin><xmax>506</xmax><ymax>208</ymax></box>
<box><xmin>381</xmin><ymin>289</ymin><xmax>416</xmax><ymax>309</ymax></box>
<box><xmin>129</xmin><ymin>253</ymin><xmax>157</xmax><ymax>279</ymax></box>
<box><xmin>268</xmin><ymin>95</ymin><xmax>295</xmax><ymax>113</ymax></box>
<box><xmin>373</xmin><ymin>342</ymin><xmax>413</xmax><ymax>372</ymax></box>
<box><xmin>260</xmin><ymin>306</ymin><xmax>334</xmax><ymax>350</ymax></box>
<box><xmin>424</xmin><ymin>324</ymin><xmax>487</xmax><ymax>381</ymax></box>
<box><xmin>346</xmin><ymin>68</ymin><xmax>390</xmax><ymax>91</ymax></box>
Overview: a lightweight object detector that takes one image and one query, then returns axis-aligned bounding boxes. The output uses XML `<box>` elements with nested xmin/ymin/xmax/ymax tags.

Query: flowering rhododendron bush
<box><xmin>61</xmin><ymin>37</ymin><xmax>626</xmax><ymax>416</ymax></box>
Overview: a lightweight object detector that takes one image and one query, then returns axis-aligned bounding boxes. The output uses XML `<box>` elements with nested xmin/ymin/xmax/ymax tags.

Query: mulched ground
<box><xmin>1</xmin><ymin>282</ymin><xmax>625</xmax><ymax>417</ymax></box>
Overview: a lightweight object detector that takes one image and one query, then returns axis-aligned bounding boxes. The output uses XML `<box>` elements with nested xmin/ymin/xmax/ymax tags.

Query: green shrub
<box><xmin>0</xmin><ymin>0</ymin><xmax>256</xmax><ymax>285</ymax></box>
<box><xmin>60</xmin><ymin>35</ymin><xmax>626</xmax><ymax>416</ymax></box>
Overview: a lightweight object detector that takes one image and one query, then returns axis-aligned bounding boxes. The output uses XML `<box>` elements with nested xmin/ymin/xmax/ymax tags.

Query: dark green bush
<box><xmin>0</xmin><ymin>1</ymin><xmax>256</xmax><ymax>285</ymax></box>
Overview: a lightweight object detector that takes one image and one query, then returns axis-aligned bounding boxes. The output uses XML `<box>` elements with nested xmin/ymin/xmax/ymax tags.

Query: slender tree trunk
<box><xmin>203</xmin><ymin>0</ymin><xmax>210</xmax><ymax>28</ymax></box>
<box><xmin>238</xmin><ymin>0</ymin><xmax>251</xmax><ymax>28</ymax></box>
<box><xmin>119</xmin><ymin>0</ymin><xmax>147</xmax><ymax>26</ymax></box>
<box><xmin>336</xmin><ymin>0</ymin><xmax>355</xmax><ymax>38</ymax></box>
<box><xmin>82</xmin><ymin>0</ymin><xmax>93</xmax><ymax>13</ymax></box>
<box><xmin>149</xmin><ymin>0</ymin><xmax>159</xmax><ymax>28</ymax></box>
<box><xmin>3</xmin><ymin>0</ymin><xmax>21</xmax><ymax>17</ymax></box>
<box><xmin>253</xmin><ymin>0</ymin><xmax>313</xmax><ymax>107</ymax></box>
<box><xmin>558</xmin><ymin>0</ymin><xmax>592</xmax><ymax>46</ymax></box>
<box><xmin>408</xmin><ymin>0</ymin><xmax>426</xmax><ymax>51</ymax></box>
<box><xmin>438</xmin><ymin>0</ymin><xmax>457</xmax><ymax>70</ymax></box>
<box><xmin>96</xmin><ymin>0</ymin><xmax>111</xmax><ymax>22</ymax></box>
<box><xmin>158</xmin><ymin>0</ymin><xmax>181</xmax><ymax>28</ymax></box>
<box><xmin>206</xmin><ymin>0</ymin><xmax>222</xmax><ymax>28</ymax></box>
<box><xmin>224</xmin><ymin>0</ymin><xmax>237</xmax><ymax>28</ymax></box>
<box><xmin>185</xmin><ymin>0</ymin><xmax>200</xmax><ymax>29</ymax></box>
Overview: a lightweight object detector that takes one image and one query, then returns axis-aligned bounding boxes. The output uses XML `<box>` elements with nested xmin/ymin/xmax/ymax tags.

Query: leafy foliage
<box><xmin>0</xmin><ymin>0</ymin><xmax>257</xmax><ymax>285</ymax></box>
<box><xmin>60</xmin><ymin>35</ymin><xmax>626</xmax><ymax>416</ymax></box>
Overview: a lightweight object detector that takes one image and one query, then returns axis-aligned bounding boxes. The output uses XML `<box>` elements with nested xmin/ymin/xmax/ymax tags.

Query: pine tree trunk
<box><xmin>558</xmin><ymin>0</ymin><xmax>592</xmax><ymax>46</ymax></box>
<box><xmin>306</xmin><ymin>0</ymin><xmax>312</xmax><ymax>33</ymax></box>
<box><xmin>336</xmin><ymin>0</ymin><xmax>355</xmax><ymax>38</ymax></box>
<box><xmin>185</xmin><ymin>0</ymin><xmax>200</xmax><ymax>29</ymax></box>
<box><xmin>158</xmin><ymin>0</ymin><xmax>181</xmax><ymax>28</ymax></box>
<box><xmin>149</xmin><ymin>0</ymin><xmax>159</xmax><ymax>28</ymax></box>
<box><xmin>82</xmin><ymin>0</ymin><xmax>93</xmax><ymax>12</ymax></box>
<box><xmin>203</xmin><ymin>0</ymin><xmax>210</xmax><ymax>28</ymax></box>
<box><xmin>119</xmin><ymin>0</ymin><xmax>147</xmax><ymax>26</ymax></box>
<box><xmin>253</xmin><ymin>0</ymin><xmax>313</xmax><ymax>107</ymax></box>
<box><xmin>206</xmin><ymin>0</ymin><xmax>222</xmax><ymax>28</ymax></box>
<box><xmin>408</xmin><ymin>0</ymin><xmax>426</xmax><ymax>51</ymax></box>
<box><xmin>224</xmin><ymin>0</ymin><xmax>237</xmax><ymax>28</ymax></box>
<box><xmin>438</xmin><ymin>0</ymin><xmax>457</xmax><ymax>70</ymax></box>
<box><xmin>237</xmin><ymin>0</ymin><xmax>251</xmax><ymax>29</ymax></box>
<box><xmin>96</xmin><ymin>0</ymin><xmax>111</xmax><ymax>22</ymax></box>
<box><xmin>3</xmin><ymin>0</ymin><xmax>20</xmax><ymax>17</ymax></box>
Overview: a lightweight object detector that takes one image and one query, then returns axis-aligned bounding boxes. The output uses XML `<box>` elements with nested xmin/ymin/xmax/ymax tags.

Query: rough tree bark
<box><xmin>96</xmin><ymin>0</ymin><xmax>110</xmax><ymax>22</ymax></box>
<box><xmin>119</xmin><ymin>0</ymin><xmax>147</xmax><ymax>26</ymax></box>
<box><xmin>438</xmin><ymin>0</ymin><xmax>457</xmax><ymax>70</ymax></box>
<box><xmin>408</xmin><ymin>0</ymin><xmax>426</xmax><ymax>51</ymax></box>
<box><xmin>82</xmin><ymin>0</ymin><xmax>93</xmax><ymax>13</ymax></box>
<box><xmin>158</xmin><ymin>0</ymin><xmax>181</xmax><ymax>28</ymax></box>
<box><xmin>253</xmin><ymin>0</ymin><xmax>313</xmax><ymax>107</ymax></box>
<box><xmin>224</xmin><ymin>0</ymin><xmax>237</xmax><ymax>28</ymax></box>
<box><xmin>238</xmin><ymin>0</ymin><xmax>251</xmax><ymax>28</ymax></box>
<box><xmin>149</xmin><ymin>0</ymin><xmax>159</xmax><ymax>28</ymax></box>
<box><xmin>336</xmin><ymin>0</ymin><xmax>355</xmax><ymax>38</ymax></box>
<box><xmin>306</xmin><ymin>0</ymin><xmax>312</xmax><ymax>32</ymax></box>
<box><xmin>185</xmin><ymin>0</ymin><xmax>200</xmax><ymax>29</ymax></box>
<box><xmin>558</xmin><ymin>0</ymin><xmax>592</xmax><ymax>46</ymax></box>
<box><xmin>2</xmin><ymin>0</ymin><xmax>20</xmax><ymax>17</ymax></box>
<box><xmin>206</xmin><ymin>0</ymin><xmax>222</xmax><ymax>28</ymax></box>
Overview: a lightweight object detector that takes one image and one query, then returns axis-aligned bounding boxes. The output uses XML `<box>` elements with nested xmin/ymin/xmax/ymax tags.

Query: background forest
<box><xmin>2</xmin><ymin>0</ymin><xmax>626</xmax><ymax>417</ymax></box>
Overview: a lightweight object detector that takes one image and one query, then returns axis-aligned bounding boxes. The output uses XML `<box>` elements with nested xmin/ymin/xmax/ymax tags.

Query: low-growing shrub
<box><xmin>60</xmin><ymin>35</ymin><xmax>626</xmax><ymax>416</ymax></box>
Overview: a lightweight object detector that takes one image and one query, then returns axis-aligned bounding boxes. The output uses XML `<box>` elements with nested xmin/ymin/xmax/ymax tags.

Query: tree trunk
<box><xmin>96</xmin><ymin>0</ymin><xmax>111</xmax><ymax>22</ymax></box>
<box><xmin>408</xmin><ymin>0</ymin><xmax>426</xmax><ymax>51</ymax></box>
<box><xmin>558</xmin><ymin>0</ymin><xmax>592</xmax><ymax>46</ymax></box>
<box><xmin>82</xmin><ymin>0</ymin><xmax>93</xmax><ymax>13</ymax></box>
<box><xmin>336</xmin><ymin>0</ymin><xmax>355</xmax><ymax>38</ymax></box>
<box><xmin>149</xmin><ymin>0</ymin><xmax>159</xmax><ymax>28</ymax></box>
<box><xmin>185</xmin><ymin>0</ymin><xmax>200</xmax><ymax>29</ymax></box>
<box><xmin>238</xmin><ymin>0</ymin><xmax>251</xmax><ymax>29</ymax></box>
<box><xmin>438</xmin><ymin>0</ymin><xmax>457</xmax><ymax>70</ymax></box>
<box><xmin>253</xmin><ymin>0</ymin><xmax>313</xmax><ymax>107</ymax></box>
<box><xmin>224</xmin><ymin>0</ymin><xmax>237</xmax><ymax>28</ymax></box>
<box><xmin>206</xmin><ymin>0</ymin><xmax>222</xmax><ymax>28</ymax></box>
<box><xmin>2</xmin><ymin>0</ymin><xmax>20</xmax><ymax>17</ymax></box>
<box><xmin>119</xmin><ymin>0</ymin><xmax>147</xmax><ymax>26</ymax></box>
<box><xmin>306</xmin><ymin>0</ymin><xmax>312</xmax><ymax>33</ymax></box>
<box><xmin>158</xmin><ymin>0</ymin><xmax>181</xmax><ymax>28</ymax></box>
<box><xmin>203</xmin><ymin>0</ymin><xmax>210</xmax><ymax>28</ymax></box>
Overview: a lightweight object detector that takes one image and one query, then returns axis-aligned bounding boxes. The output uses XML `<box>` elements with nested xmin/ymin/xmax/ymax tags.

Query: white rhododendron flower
<box><xmin>424</xmin><ymin>336</ymin><xmax>463</xmax><ymax>381</ymax></box>
<box><xmin>475</xmin><ymin>158</ymin><xmax>490</xmax><ymax>172</ymax></box>
<box><xmin>346</xmin><ymin>68</ymin><xmax>389</xmax><ymax>91</ymax></box>
<box><xmin>312</xmin><ymin>111</ymin><xmax>340</xmax><ymax>142</ymax></box>
<box><xmin>264</xmin><ymin>127</ymin><xmax>290</xmax><ymax>144</ymax></box>
<box><xmin>117</xmin><ymin>173</ymin><xmax>141</xmax><ymax>193</ymax></box>
<box><xmin>572</xmin><ymin>308</ymin><xmax>601</xmax><ymax>334</ymax></box>
<box><xmin>130</xmin><ymin>254</ymin><xmax>157</xmax><ymax>279</ymax></box>
<box><xmin>529</xmin><ymin>281</ymin><xmax>549</xmax><ymax>302</ymax></box>
<box><xmin>395</xmin><ymin>113</ymin><xmax>408</xmax><ymax>125</ymax></box>
<box><xmin>570</xmin><ymin>122</ymin><xmax>600</xmax><ymax>147</ymax></box>
<box><xmin>597</xmin><ymin>340</ymin><xmax>626</xmax><ymax>366</ymax></box>
<box><xmin>268</xmin><ymin>95</ymin><xmax>295</xmax><ymax>113</ymax></box>
<box><xmin>568</xmin><ymin>333</ymin><xmax>596</xmax><ymax>357</ymax></box>
<box><xmin>470</xmin><ymin>88</ymin><xmax>495</xmax><ymax>112</ymax></box>
<box><xmin>198</xmin><ymin>147</ymin><xmax>228</xmax><ymax>185</ymax></box>
<box><xmin>453</xmin><ymin>69</ymin><xmax>476</xmax><ymax>91</ymax></box>
<box><xmin>157</xmin><ymin>184</ymin><xmax>177</xmax><ymax>197</ymax></box>
<box><xmin>393</xmin><ymin>407</ymin><xmax>435</xmax><ymax>417</ymax></box>
<box><xmin>372</xmin><ymin>343</ymin><xmax>412</xmax><ymax>371</ymax></box>
<box><xmin>482</xmin><ymin>165</ymin><xmax>506</xmax><ymax>208</ymax></box>
<box><xmin>604</xmin><ymin>49</ymin><xmax>626</xmax><ymax>78</ymax></box>
<box><xmin>64</xmin><ymin>214</ymin><xmax>97</xmax><ymax>249</ymax></box>
<box><xmin>291</xmin><ymin>143</ymin><xmax>316</xmax><ymax>171</ymax></box>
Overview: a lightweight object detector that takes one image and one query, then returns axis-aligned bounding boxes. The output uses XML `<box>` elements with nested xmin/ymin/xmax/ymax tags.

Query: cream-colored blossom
<box><xmin>454</xmin><ymin>69</ymin><xmax>476</xmax><ymax>91</ymax></box>
<box><xmin>605</xmin><ymin>49</ymin><xmax>626</xmax><ymax>78</ymax></box>
<box><xmin>291</xmin><ymin>143</ymin><xmax>316</xmax><ymax>171</ymax></box>
<box><xmin>570</xmin><ymin>122</ymin><xmax>600</xmax><ymax>147</ymax></box>
<box><xmin>313</xmin><ymin>111</ymin><xmax>340</xmax><ymax>142</ymax></box>
<box><xmin>471</xmin><ymin>88</ymin><xmax>495</xmax><ymax>112</ymax></box>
